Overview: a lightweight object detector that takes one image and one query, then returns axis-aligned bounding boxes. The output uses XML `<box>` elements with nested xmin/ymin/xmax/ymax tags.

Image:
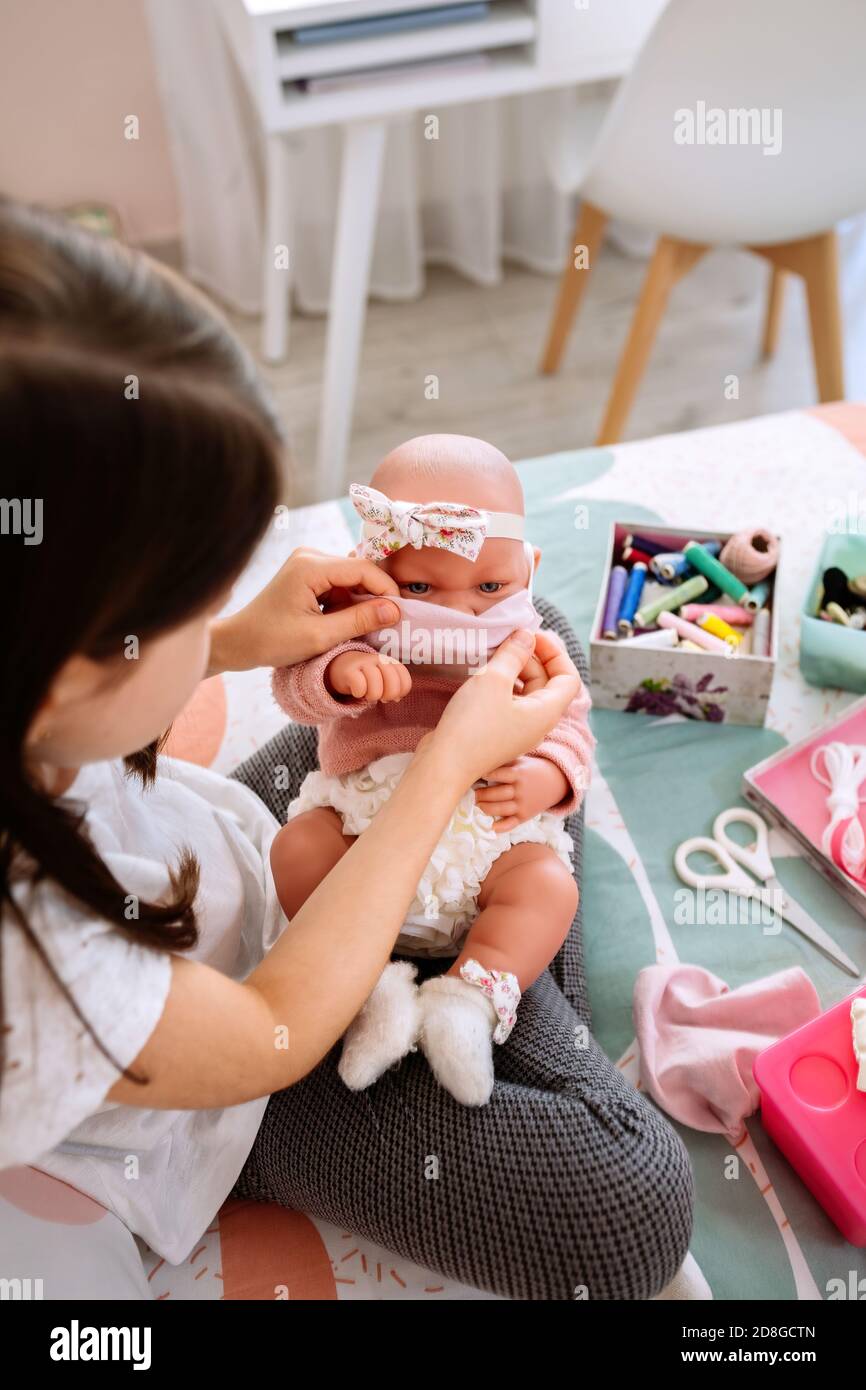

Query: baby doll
<box><xmin>269</xmin><ymin>434</ymin><xmax>595</xmax><ymax>1106</ymax></box>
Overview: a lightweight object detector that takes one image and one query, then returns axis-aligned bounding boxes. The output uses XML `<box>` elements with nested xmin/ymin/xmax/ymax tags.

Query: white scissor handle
<box><xmin>712</xmin><ymin>806</ymin><xmax>774</xmax><ymax>882</ymax></box>
<box><xmin>674</xmin><ymin>835</ymin><xmax>752</xmax><ymax>892</ymax></box>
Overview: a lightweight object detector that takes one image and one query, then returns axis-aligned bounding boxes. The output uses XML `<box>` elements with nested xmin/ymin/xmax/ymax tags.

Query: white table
<box><xmin>217</xmin><ymin>0</ymin><xmax>666</xmax><ymax>497</ymax></box>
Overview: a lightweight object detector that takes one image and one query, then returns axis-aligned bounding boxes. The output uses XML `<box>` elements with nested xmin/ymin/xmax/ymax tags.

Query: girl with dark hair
<box><xmin>0</xmin><ymin>201</ymin><xmax>696</xmax><ymax>1300</ymax></box>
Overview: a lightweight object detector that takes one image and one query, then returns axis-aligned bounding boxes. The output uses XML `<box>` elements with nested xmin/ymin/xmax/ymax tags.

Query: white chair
<box><xmin>539</xmin><ymin>0</ymin><xmax>866</xmax><ymax>444</ymax></box>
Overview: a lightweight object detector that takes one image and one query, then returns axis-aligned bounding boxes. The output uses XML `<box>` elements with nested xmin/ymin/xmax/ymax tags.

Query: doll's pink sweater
<box><xmin>272</xmin><ymin>638</ymin><xmax>595</xmax><ymax>816</ymax></box>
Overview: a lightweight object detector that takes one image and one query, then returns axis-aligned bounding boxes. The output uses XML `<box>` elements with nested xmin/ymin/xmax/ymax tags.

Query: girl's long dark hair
<box><xmin>0</xmin><ymin>199</ymin><xmax>283</xmax><ymax>1084</ymax></box>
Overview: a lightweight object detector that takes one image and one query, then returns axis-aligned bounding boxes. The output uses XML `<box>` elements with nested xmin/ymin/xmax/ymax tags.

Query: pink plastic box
<box><xmin>754</xmin><ymin>984</ymin><xmax>866</xmax><ymax>1245</ymax></box>
<box><xmin>743</xmin><ymin>694</ymin><xmax>866</xmax><ymax>920</ymax></box>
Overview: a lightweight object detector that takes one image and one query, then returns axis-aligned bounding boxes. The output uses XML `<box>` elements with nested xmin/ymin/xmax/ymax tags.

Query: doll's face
<box><xmin>356</xmin><ymin>433</ymin><xmax>538</xmax><ymax>615</ymax></box>
<box><xmin>378</xmin><ymin>538</ymin><xmax>538</xmax><ymax>617</ymax></box>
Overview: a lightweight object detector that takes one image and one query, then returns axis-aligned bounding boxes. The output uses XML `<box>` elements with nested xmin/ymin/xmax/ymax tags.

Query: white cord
<box><xmin>810</xmin><ymin>741</ymin><xmax>866</xmax><ymax>873</ymax></box>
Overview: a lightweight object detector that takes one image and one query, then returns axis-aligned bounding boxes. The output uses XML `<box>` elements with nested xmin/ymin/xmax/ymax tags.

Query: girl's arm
<box><xmin>109</xmin><ymin>735</ymin><xmax>468</xmax><ymax>1109</ymax></box>
<box><xmin>108</xmin><ymin>629</ymin><xmax>580</xmax><ymax>1111</ymax></box>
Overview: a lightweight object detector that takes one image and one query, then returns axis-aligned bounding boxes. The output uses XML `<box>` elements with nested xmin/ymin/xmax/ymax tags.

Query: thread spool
<box><xmin>622</xmin><ymin>547</ymin><xmax>654</xmax><ymax>568</ymax></box>
<box><xmin>826</xmin><ymin>602</ymin><xmax>851</xmax><ymax>626</ymax></box>
<box><xmin>658</xmin><ymin>610</ymin><xmax>732</xmax><ymax>654</ymax></box>
<box><xmin>719</xmin><ymin>528</ymin><xmax>779</xmax><ymax>585</ymax></box>
<box><xmin>602</xmin><ymin>565</ymin><xmax>628</xmax><ymax>639</ymax></box>
<box><xmin>623</xmin><ymin>533</ymin><xmax>667</xmax><ymax>557</ymax></box>
<box><xmin>822</xmin><ymin>567</ymin><xmax>853</xmax><ymax>608</ymax></box>
<box><xmin>617</xmin><ymin>627</ymin><xmax>679</xmax><ymax>649</ymax></box>
<box><xmin>635</xmin><ymin>574</ymin><xmax>708</xmax><ymax>628</ymax></box>
<box><xmin>651</xmin><ymin>551</ymin><xmax>692</xmax><ymax>582</ymax></box>
<box><xmin>818</xmin><ymin>568</ymin><xmax>866</xmax><ymax>619</ymax></box>
<box><xmin>698</xmin><ymin>613</ymin><xmax>743</xmax><ymax>647</ymax></box>
<box><xmin>752</xmin><ymin>608</ymin><xmax>771</xmax><ymax>657</ymax></box>
<box><xmin>744</xmin><ymin>579</ymin><xmax>772</xmax><ymax>612</ymax></box>
<box><xmin>681</xmin><ymin>603</ymin><xmax>754</xmax><ymax>627</ymax></box>
<box><xmin>640</xmin><ymin>579</ymin><xmax>673</xmax><ymax>609</ymax></box>
<box><xmin>684</xmin><ymin>542</ymin><xmax>749</xmax><ymax>604</ymax></box>
<box><xmin>657</xmin><ymin>540</ymin><xmax>720</xmax><ymax>573</ymax></box>
<box><xmin>617</xmin><ymin>562</ymin><xmax>648</xmax><ymax>636</ymax></box>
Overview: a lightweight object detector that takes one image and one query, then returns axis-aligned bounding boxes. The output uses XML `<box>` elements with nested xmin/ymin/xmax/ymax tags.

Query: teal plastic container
<box><xmin>801</xmin><ymin>534</ymin><xmax>866</xmax><ymax>692</ymax></box>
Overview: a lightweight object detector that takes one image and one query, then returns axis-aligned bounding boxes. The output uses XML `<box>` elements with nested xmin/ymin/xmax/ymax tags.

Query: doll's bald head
<box><xmin>365</xmin><ymin>434</ymin><xmax>537</xmax><ymax>602</ymax></box>
<box><xmin>370</xmin><ymin>434</ymin><xmax>525</xmax><ymax>518</ymax></box>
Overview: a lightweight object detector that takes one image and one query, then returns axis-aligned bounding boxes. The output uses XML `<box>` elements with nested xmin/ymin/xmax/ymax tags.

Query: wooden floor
<box><xmin>226</xmin><ymin>241</ymin><xmax>820</xmax><ymax>507</ymax></box>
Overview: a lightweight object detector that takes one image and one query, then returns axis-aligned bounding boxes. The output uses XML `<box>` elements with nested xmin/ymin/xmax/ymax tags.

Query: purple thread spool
<box><xmin>602</xmin><ymin>565</ymin><xmax>628</xmax><ymax>639</ymax></box>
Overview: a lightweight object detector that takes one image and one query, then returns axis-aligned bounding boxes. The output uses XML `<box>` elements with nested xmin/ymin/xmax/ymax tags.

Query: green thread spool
<box><xmin>636</xmin><ymin>574</ymin><xmax>708</xmax><ymax>627</ymax></box>
<box><xmin>683</xmin><ymin>541</ymin><xmax>749</xmax><ymax>604</ymax></box>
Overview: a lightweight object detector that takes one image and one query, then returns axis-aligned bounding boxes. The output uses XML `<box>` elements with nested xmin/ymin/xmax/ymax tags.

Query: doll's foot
<box><xmin>338</xmin><ymin>960</ymin><xmax>422</xmax><ymax>1091</ymax></box>
<box><xmin>418</xmin><ymin>975</ymin><xmax>499</xmax><ymax>1106</ymax></box>
<box><xmin>651</xmin><ymin>1251</ymin><xmax>713</xmax><ymax>1301</ymax></box>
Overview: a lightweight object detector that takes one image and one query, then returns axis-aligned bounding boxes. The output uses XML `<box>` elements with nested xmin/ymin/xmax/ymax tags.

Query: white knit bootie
<box><xmin>338</xmin><ymin>960</ymin><xmax>422</xmax><ymax>1091</ymax></box>
<box><xmin>418</xmin><ymin>974</ymin><xmax>499</xmax><ymax>1107</ymax></box>
<box><xmin>651</xmin><ymin>1251</ymin><xmax>714</xmax><ymax>1301</ymax></box>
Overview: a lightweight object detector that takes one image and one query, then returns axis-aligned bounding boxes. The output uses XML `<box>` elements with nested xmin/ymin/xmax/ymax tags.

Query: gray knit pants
<box><xmin>230</xmin><ymin>595</ymin><xmax>694</xmax><ymax>1300</ymax></box>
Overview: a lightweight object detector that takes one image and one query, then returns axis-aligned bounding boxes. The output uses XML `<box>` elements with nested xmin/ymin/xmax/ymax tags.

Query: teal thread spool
<box><xmin>683</xmin><ymin>541</ymin><xmax>749</xmax><ymax>604</ymax></box>
<box><xmin>635</xmin><ymin>574</ymin><xmax>708</xmax><ymax>627</ymax></box>
<box><xmin>745</xmin><ymin>578</ymin><xmax>772</xmax><ymax>613</ymax></box>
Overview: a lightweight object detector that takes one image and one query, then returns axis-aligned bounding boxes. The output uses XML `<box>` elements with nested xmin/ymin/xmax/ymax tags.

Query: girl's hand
<box><xmin>207</xmin><ymin>548</ymin><xmax>401</xmax><ymax>675</ymax></box>
<box><xmin>427</xmin><ymin>628</ymin><xmax>582</xmax><ymax>792</ymax></box>
<box><xmin>475</xmin><ymin>755</ymin><xmax>569</xmax><ymax>832</ymax></box>
<box><xmin>327</xmin><ymin>649</ymin><xmax>412</xmax><ymax>704</ymax></box>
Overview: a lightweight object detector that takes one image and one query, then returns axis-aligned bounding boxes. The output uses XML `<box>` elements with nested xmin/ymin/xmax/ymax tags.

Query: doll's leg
<box><xmin>418</xmin><ymin>845</ymin><xmax>577</xmax><ymax>1105</ymax></box>
<box><xmin>270</xmin><ymin>807</ymin><xmax>422</xmax><ymax>1089</ymax></box>
<box><xmin>270</xmin><ymin>807</ymin><xmax>355</xmax><ymax>919</ymax></box>
<box><xmin>447</xmin><ymin>842</ymin><xmax>578</xmax><ymax>991</ymax></box>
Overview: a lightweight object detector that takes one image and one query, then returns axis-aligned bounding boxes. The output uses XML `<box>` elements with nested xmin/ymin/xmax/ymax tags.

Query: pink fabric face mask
<box><xmin>345</xmin><ymin>538</ymin><xmax>541</xmax><ymax>669</ymax></box>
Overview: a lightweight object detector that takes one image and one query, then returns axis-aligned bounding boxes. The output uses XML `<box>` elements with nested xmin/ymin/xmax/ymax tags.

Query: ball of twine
<box><xmin>719</xmin><ymin>528</ymin><xmax>778</xmax><ymax>585</ymax></box>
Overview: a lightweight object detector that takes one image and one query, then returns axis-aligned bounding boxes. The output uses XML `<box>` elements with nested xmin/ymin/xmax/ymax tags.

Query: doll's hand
<box><xmin>474</xmin><ymin>755</ymin><xmax>569</xmax><ymax>832</ymax></box>
<box><xmin>326</xmin><ymin>649</ymin><xmax>412</xmax><ymax>704</ymax></box>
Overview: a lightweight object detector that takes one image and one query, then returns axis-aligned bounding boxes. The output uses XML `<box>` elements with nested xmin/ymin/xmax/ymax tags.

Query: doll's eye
<box><xmin>479</xmin><ymin>582</ymin><xmax>503</xmax><ymax>593</ymax></box>
<box><xmin>404</xmin><ymin>582</ymin><xmax>431</xmax><ymax>594</ymax></box>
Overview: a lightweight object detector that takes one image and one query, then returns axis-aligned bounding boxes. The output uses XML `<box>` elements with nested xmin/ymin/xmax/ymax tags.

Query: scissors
<box><xmin>675</xmin><ymin>806</ymin><xmax>860</xmax><ymax>977</ymax></box>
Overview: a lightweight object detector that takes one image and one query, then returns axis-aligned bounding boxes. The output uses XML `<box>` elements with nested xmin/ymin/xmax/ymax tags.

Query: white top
<box><xmin>0</xmin><ymin>756</ymin><xmax>287</xmax><ymax>1264</ymax></box>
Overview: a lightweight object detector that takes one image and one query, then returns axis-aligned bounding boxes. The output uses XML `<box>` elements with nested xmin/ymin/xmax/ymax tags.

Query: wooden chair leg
<box><xmin>762</xmin><ymin>266</ymin><xmax>786</xmax><ymax>358</ymax></box>
<box><xmin>803</xmin><ymin>232</ymin><xmax>845</xmax><ymax>401</ymax></box>
<box><xmin>596</xmin><ymin>236</ymin><xmax>707</xmax><ymax>446</ymax></box>
<box><xmin>750</xmin><ymin>230</ymin><xmax>844</xmax><ymax>401</ymax></box>
<box><xmin>539</xmin><ymin>200</ymin><xmax>607</xmax><ymax>374</ymax></box>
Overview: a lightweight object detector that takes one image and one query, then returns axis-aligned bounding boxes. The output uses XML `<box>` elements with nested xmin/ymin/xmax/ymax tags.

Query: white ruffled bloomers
<box><xmin>287</xmin><ymin>751</ymin><xmax>574</xmax><ymax>957</ymax></box>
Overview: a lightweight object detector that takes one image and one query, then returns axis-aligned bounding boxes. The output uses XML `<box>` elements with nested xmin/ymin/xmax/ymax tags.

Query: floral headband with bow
<box><xmin>349</xmin><ymin>482</ymin><xmax>525</xmax><ymax>562</ymax></box>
